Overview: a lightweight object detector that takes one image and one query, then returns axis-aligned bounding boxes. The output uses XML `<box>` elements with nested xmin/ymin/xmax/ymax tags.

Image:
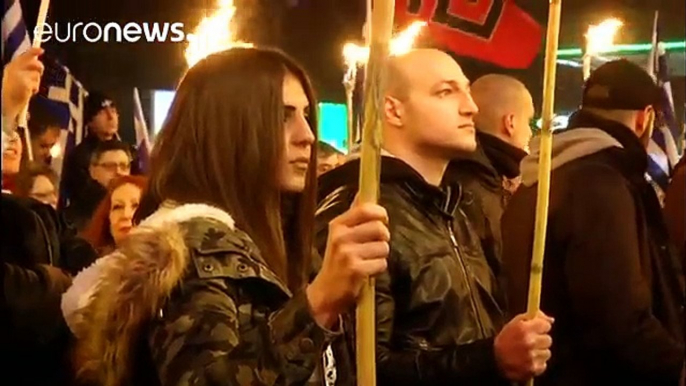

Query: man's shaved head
<box><xmin>382</xmin><ymin>49</ymin><xmax>479</xmax><ymax>185</ymax></box>
<box><xmin>471</xmin><ymin>74</ymin><xmax>534</xmax><ymax>151</ymax></box>
<box><xmin>386</xmin><ymin>49</ymin><xmax>460</xmax><ymax>99</ymax></box>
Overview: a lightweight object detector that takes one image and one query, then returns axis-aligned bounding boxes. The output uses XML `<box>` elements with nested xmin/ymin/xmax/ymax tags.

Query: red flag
<box><xmin>396</xmin><ymin>0</ymin><xmax>543</xmax><ymax>69</ymax></box>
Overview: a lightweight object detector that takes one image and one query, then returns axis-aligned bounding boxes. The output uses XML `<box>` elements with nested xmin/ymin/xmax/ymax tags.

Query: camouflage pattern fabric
<box><xmin>146</xmin><ymin>218</ymin><xmax>342</xmax><ymax>385</ymax></box>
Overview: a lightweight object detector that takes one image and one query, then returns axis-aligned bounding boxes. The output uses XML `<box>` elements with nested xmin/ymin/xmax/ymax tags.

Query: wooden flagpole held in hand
<box><xmin>356</xmin><ymin>0</ymin><xmax>395</xmax><ymax>385</ymax></box>
<box><xmin>17</xmin><ymin>0</ymin><xmax>51</xmax><ymax>162</ymax></box>
<box><xmin>525</xmin><ymin>0</ymin><xmax>562</xmax><ymax>385</ymax></box>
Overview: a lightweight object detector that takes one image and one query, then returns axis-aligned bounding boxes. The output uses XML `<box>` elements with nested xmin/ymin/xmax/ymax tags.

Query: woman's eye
<box><xmin>284</xmin><ymin>109</ymin><xmax>294</xmax><ymax>122</ymax></box>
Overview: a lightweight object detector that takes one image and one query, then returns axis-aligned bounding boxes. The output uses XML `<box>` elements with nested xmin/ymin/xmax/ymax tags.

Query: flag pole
<box><xmin>356</xmin><ymin>0</ymin><xmax>394</xmax><ymax>385</ymax></box>
<box><xmin>525</xmin><ymin>0</ymin><xmax>562</xmax><ymax>385</ymax></box>
<box><xmin>17</xmin><ymin>0</ymin><xmax>51</xmax><ymax>162</ymax></box>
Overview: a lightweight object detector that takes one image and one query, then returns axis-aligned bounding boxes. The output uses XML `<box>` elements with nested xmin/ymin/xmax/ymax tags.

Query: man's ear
<box><xmin>384</xmin><ymin>96</ymin><xmax>403</xmax><ymax>127</ymax></box>
<box><xmin>636</xmin><ymin>106</ymin><xmax>656</xmax><ymax>147</ymax></box>
<box><xmin>503</xmin><ymin>114</ymin><xmax>515</xmax><ymax>137</ymax></box>
<box><xmin>88</xmin><ymin>163</ymin><xmax>98</xmax><ymax>179</ymax></box>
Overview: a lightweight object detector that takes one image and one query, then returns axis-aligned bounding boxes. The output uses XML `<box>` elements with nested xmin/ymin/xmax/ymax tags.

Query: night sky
<box><xmin>17</xmin><ymin>0</ymin><xmax>686</xmax><ymax>140</ymax></box>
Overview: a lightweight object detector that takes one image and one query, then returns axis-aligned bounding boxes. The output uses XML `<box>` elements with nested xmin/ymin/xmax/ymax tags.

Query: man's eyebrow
<box><xmin>432</xmin><ymin>79</ymin><xmax>467</xmax><ymax>90</ymax></box>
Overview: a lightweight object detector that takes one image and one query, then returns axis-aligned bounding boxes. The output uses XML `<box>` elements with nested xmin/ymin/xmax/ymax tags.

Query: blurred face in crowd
<box><xmin>90</xmin><ymin>104</ymin><xmax>119</xmax><ymax>141</ymax></box>
<box><xmin>511</xmin><ymin>98</ymin><xmax>535</xmax><ymax>153</ymax></box>
<box><xmin>29</xmin><ymin>174</ymin><xmax>58</xmax><ymax>209</ymax></box>
<box><xmin>32</xmin><ymin>126</ymin><xmax>61</xmax><ymax>163</ymax></box>
<box><xmin>2</xmin><ymin>130</ymin><xmax>22</xmax><ymax>176</ymax></box>
<box><xmin>109</xmin><ymin>182</ymin><xmax>141</xmax><ymax>246</ymax></box>
<box><xmin>317</xmin><ymin>153</ymin><xmax>339</xmax><ymax>176</ymax></box>
<box><xmin>385</xmin><ymin>50</ymin><xmax>479</xmax><ymax>160</ymax></box>
<box><xmin>89</xmin><ymin>150</ymin><xmax>131</xmax><ymax>188</ymax></box>
<box><xmin>278</xmin><ymin>72</ymin><xmax>315</xmax><ymax>192</ymax></box>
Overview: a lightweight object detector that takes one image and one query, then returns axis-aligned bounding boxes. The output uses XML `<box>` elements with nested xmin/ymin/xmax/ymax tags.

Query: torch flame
<box><xmin>390</xmin><ymin>21</ymin><xmax>427</xmax><ymax>56</ymax></box>
<box><xmin>585</xmin><ymin>18</ymin><xmax>623</xmax><ymax>55</ymax></box>
<box><xmin>343</xmin><ymin>21</ymin><xmax>427</xmax><ymax>68</ymax></box>
<box><xmin>185</xmin><ymin>0</ymin><xmax>253</xmax><ymax>68</ymax></box>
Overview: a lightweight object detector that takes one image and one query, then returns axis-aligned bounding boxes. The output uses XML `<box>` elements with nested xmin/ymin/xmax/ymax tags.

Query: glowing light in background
<box><xmin>343</xmin><ymin>21</ymin><xmax>427</xmax><ymax>69</ymax></box>
<box><xmin>586</xmin><ymin>18</ymin><xmax>623</xmax><ymax>55</ymax></box>
<box><xmin>185</xmin><ymin>0</ymin><xmax>253</xmax><ymax>68</ymax></box>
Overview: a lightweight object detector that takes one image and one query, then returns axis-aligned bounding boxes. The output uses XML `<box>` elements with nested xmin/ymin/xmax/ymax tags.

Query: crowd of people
<box><xmin>1</xmin><ymin>43</ymin><xmax>684</xmax><ymax>386</ymax></box>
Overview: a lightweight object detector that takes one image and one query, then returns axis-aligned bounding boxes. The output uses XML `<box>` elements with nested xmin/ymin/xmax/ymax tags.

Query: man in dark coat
<box><xmin>444</xmin><ymin>74</ymin><xmax>532</xmax><ymax>283</ymax></box>
<box><xmin>502</xmin><ymin>59</ymin><xmax>685</xmax><ymax>385</ymax></box>
<box><xmin>316</xmin><ymin>49</ymin><xmax>553</xmax><ymax>385</ymax></box>
<box><xmin>60</xmin><ymin>91</ymin><xmax>139</xmax><ymax>210</ymax></box>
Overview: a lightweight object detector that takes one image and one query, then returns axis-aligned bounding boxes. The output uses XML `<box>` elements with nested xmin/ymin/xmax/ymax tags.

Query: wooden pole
<box><xmin>17</xmin><ymin>0</ymin><xmax>51</xmax><ymax>162</ymax></box>
<box><xmin>525</xmin><ymin>0</ymin><xmax>562</xmax><ymax>385</ymax></box>
<box><xmin>344</xmin><ymin>67</ymin><xmax>357</xmax><ymax>153</ymax></box>
<box><xmin>356</xmin><ymin>0</ymin><xmax>394</xmax><ymax>385</ymax></box>
<box><xmin>582</xmin><ymin>52</ymin><xmax>592</xmax><ymax>81</ymax></box>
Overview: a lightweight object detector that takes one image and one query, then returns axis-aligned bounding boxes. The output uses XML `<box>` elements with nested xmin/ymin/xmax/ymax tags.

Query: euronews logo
<box><xmin>36</xmin><ymin>22</ymin><xmax>188</xmax><ymax>43</ymax></box>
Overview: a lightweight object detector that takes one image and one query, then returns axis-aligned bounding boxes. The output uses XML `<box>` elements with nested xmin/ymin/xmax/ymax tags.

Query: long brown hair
<box><xmin>137</xmin><ymin>47</ymin><xmax>318</xmax><ymax>291</ymax></box>
<box><xmin>82</xmin><ymin>175</ymin><xmax>148</xmax><ymax>255</ymax></box>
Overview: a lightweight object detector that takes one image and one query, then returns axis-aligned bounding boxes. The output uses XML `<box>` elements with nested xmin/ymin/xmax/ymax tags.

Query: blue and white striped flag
<box><xmin>2</xmin><ymin>0</ymin><xmax>31</xmax><ymax>64</ymax></box>
<box><xmin>133</xmin><ymin>87</ymin><xmax>151</xmax><ymax>173</ymax></box>
<box><xmin>646</xmin><ymin>12</ymin><xmax>681</xmax><ymax>200</ymax></box>
<box><xmin>36</xmin><ymin>54</ymin><xmax>87</xmax><ymax>178</ymax></box>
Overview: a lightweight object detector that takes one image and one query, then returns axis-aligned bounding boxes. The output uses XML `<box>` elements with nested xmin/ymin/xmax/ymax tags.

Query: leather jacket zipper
<box><xmin>443</xmin><ymin>185</ymin><xmax>486</xmax><ymax>337</ymax></box>
<box><xmin>447</xmin><ymin>220</ymin><xmax>487</xmax><ymax>338</ymax></box>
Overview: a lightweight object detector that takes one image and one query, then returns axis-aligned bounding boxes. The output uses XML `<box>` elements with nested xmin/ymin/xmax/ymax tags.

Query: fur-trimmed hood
<box><xmin>63</xmin><ymin>202</ymin><xmax>236</xmax><ymax>386</ymax></box>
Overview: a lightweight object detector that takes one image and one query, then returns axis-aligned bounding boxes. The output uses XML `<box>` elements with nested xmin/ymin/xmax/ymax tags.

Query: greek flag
<box><xmin>646</xmin><ymin>12</ymin><xmax>681</xmax><ymax>199</ymax></box>
<box><xmin>2</xmin><ymin>0</ymin><xmax>31</xmax><ymax>64</ymax></box>
<box><xmin>35</xmin><ymin>54</ymin><xmax>87</xmax><ymax>178</ymax></box>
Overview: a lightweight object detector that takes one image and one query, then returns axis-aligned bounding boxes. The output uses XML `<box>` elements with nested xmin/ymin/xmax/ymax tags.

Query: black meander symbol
<box><xmin>406</xmin><ymin>0</ymin><xmax>505</xmax><ymax>39</ymax></box>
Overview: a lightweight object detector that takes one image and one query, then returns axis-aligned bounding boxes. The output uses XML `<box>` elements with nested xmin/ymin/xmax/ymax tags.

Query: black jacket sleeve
<box><xmin>314</xmin><ymin>190</ymin><xmax>507</xmax><ymax>386</ymax></box>
<box><xmin>373</xmin><ymin>233</ymin><xmax>504</xmax><ymax>385</ymax></box>
<box><xmin>2</xmin><ymin>262</ymin><xmax>71</xmax><ymax>345</ymax></box>
<box><xmin>562</xmin><ymin>166</ymin><xmax>684</xmax><ymax>382</ymax></box>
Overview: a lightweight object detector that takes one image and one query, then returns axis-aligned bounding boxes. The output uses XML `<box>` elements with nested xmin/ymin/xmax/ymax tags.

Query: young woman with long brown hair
<box><xmin>64</xmin><ymin>47</ymin><xmax>389</xmax><ymax>386</ymax></box>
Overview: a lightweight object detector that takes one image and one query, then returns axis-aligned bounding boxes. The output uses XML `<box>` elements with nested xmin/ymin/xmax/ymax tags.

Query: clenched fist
<box><xmin>307</xmin><ymin>202</ymin><xmax>390</xmax><ymax>328</ymax></box>
<box><xmin>494</xmin><ymin>311</ymin><xmax>554</xmax><ymax>382</ymax></box>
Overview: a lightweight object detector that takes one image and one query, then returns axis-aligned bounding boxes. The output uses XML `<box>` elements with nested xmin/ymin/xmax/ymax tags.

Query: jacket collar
<box><xmin>318</xmin><ymin>155</ymin><xmax>459</xmax><ymax>216</ymax></box>
<box><xmin>566</xmin><ymin>109</ymin><xmax>649</xmax><ymax>182</ymax></box>
<box><xmin>446</xmin><ymin>132</ymin><xmax>527</xmax><ymax>189</ymax></box>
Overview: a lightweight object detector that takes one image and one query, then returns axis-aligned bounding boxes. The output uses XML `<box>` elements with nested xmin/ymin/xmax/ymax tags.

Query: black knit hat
<box><xmin>582</xmin><ymin>59</ymin><xmax>661</xmax><ymax>110</ymax></box>
<box><xmin>84</xmin><ymin>91</ymin><xmax>116</xmax><ymax>124</ymax></box>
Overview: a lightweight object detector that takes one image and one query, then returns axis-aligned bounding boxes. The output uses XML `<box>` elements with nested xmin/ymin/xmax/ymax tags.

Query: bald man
<box><xmin>444</xmin><ymin>74</ymin><xmax>533</xmax><ymax>278</ymax></box>
<box><xmin>471</xmin><ymin>74</ymin><xmax>535</xmax><ymax>152</ymax></box>
<box><xmin>316</xmin><ymin>50</ymin><xmax>552</xmax><ymax>385</ymax></box>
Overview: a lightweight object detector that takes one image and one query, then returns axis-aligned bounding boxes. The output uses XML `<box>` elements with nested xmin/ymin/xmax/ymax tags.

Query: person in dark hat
<box><xmin>60</xmin><ymin>91</ymin><xmax>138</xmax><ymax>227</ymax></box>
<box><xmin>501</xmin><ymin>59</ymin><xmax>685</xmax><ymax>385</ymax></box>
